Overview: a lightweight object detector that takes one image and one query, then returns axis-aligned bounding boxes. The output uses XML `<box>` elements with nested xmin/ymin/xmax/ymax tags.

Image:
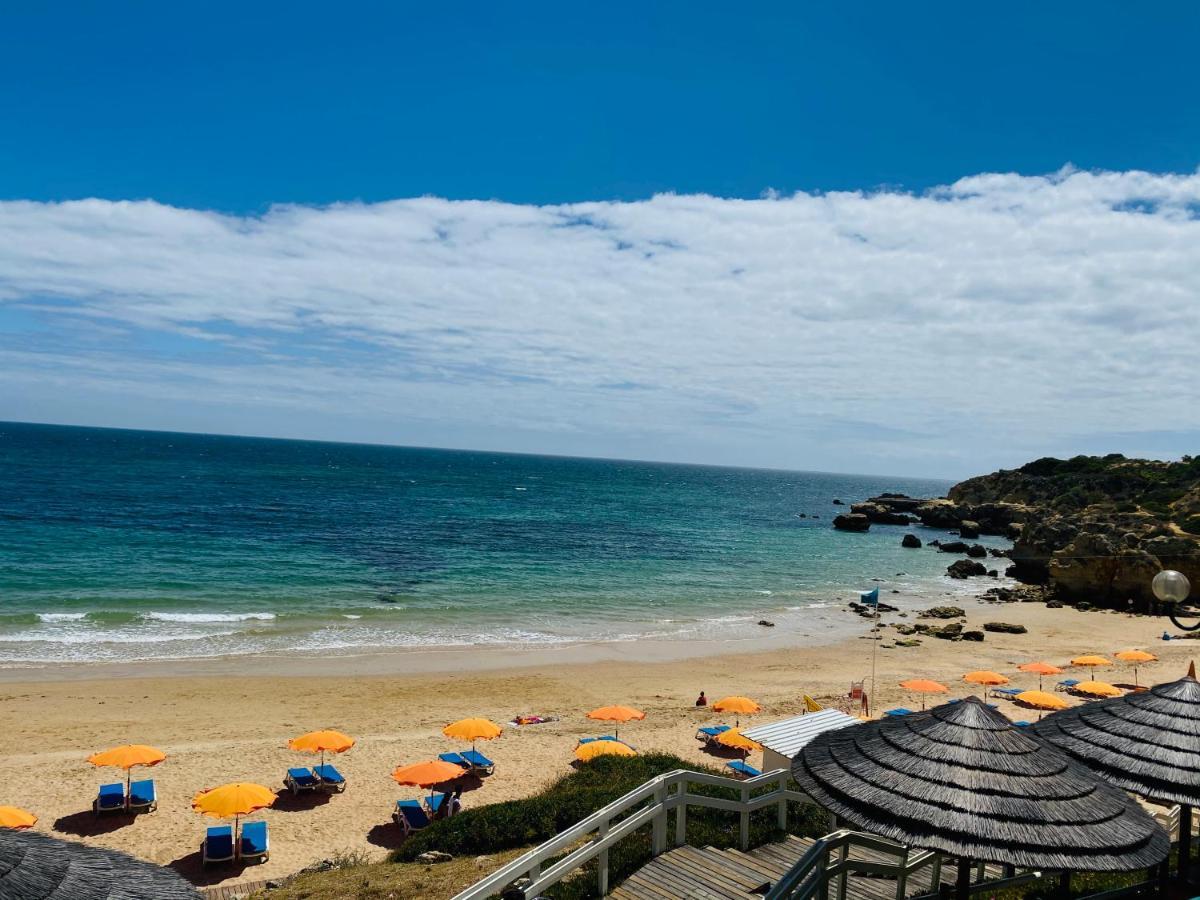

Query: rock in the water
<box><xmin>901</xmin><ymin>533</ymin><xmax>922</xmax><ymax>548</ymax></box>
<box><xmin>983</xmin><ymin>621</ymin><xmax>1027</xmax><ymax>634</ymax></box>
<box><xmin>988</xmin><ymin>547</ymin><xmax>1010</xmax><ymax>558</ymax></box>
<box><xmin>947</xmin><ymin>559</ymin><xmax>988</xmax><ymax>579</ymax></box>
<box><xmin>757</xmin><ymin>619</ymin><xmax>775</xmax><ymax>627</ymax></box>
<box><xmin>418</xmin><ymin>851</ymin><xmax>454</xmax><ymax>864</ymax></box>
<box><xmin>833</xmin><ymin>513</ymin><xmax>870</xmax><ymax>532</ymax></box>
<box><xmin>938</xmin><ymin>541</ymin><xmax>970</xmax><ymax>554</ymax></box>
<box><xmin>832</xmin><ymin>498</ymin><xmax>844</xmax><ymax>505</ymax></box>
<box><xmin>959</xmin><ymin>520</ymin><xmax>981</xmax><ymax>539</ymax></box>
<box><xmin>961</xmin><ymin>630</ymin><xmax>986</xmax><ymax>642</ymax></box>
<box><xmin>966</xmin><ymin>544</ymin><xmax>988</xmax><ymax>558</ymax></box>
<box><xmin>920</xmin><ymin>605</ymin><xmax>965</xmax><ymax>619</ymax></box>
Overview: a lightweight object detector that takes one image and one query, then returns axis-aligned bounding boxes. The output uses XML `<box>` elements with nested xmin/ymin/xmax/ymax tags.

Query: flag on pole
<box><xmin>859</xmin><ymin>586</ymin><xmax>879</xmax><ymax>606</ymax></box>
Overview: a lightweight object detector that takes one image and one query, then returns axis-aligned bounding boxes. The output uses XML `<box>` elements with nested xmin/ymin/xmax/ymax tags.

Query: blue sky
<box><xmin>2</xmin><ymin>3</ymin><xmax>1199</xmax><ymax>477</ymax></box>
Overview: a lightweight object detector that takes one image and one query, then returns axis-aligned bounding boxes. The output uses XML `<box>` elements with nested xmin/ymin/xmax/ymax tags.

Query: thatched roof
<box><xmin>792</xmin><ymin>697</ymin><xmax>1168</xmax><ymax>871</ymax></box>
<box><xmin>0</xmin><ymin>830</ymin><xmax>199</xmax><ymax>899</ymax></box>
<box><xmin>1033</xmin><ymin>671</ymin><xmax>1200</xmax><ymax>807</ymax></box>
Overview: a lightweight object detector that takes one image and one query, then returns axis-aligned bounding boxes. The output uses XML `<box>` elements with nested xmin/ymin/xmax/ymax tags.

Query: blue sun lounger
<box><xmin>314</xmin><ymin>764</ymin><xmax>347</xmax><ymax>792</ymax></box>
<box><xmin>726</xmin><ymin>760</ymin><xmax>762</xmax><ymax>779</ymax></box>
<box><xmin>285</xmin><ymin>767</ymin><xmax>322</xmax><ymax>794</ymax></box>
<box><xmin>1013</xmin><ymin>721</ymin><xmax>1032</xmax><ymax>727</ymax></box>
<box><xmin>393</xmin><ymin>799</ymin><xmax>430</xmax><ymax>835</ymax></box>
<box><xmin>439</xmin><ymin>750</ymin><xmax>495</xmax><ymax>776</ymax></box>
<box><xmin>201</xmin><ymin>826</ymin><xmax>235</xmax><ymax>866</ymax></box>
<box><xmin>240</xmin><ymin>821</ymin><xmax>269</xmax><ymax>863</ymax></box>
<box><xmin>576</xmin><ymin>735</ymin><xmax>618</xmax><ymax>746</ymax></box>
<box><xmin>94</xmin><ymin>782</ymin><xmax>126</xmax><ymax>814</ymax></box>
<box><xmin>884</xmin><ymin>707</ymin><xmax>913</xmax><ymax>717</ymax></box>
<box><xmin>1056</xmin><ymin>679</ymin><xmax>1081</xmax><ymax>692</ymax></box>
<box><xmin>128</xmin><ymin>779</ymin><xmax>157</xmax><ymax>813</ymax></box>
<box><xmin>696</xmin><ymin>725</ymin><xmax>731</xmax><ymax>744</ymax></box>
<box><xmin>992</xmin><ymin>687</ymin><xmax>1022</xmax><ymax>699</ymax></box>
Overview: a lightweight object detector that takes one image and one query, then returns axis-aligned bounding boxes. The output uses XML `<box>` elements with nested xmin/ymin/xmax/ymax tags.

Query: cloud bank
<box><xmin>3</xmin><ymin>168</ymin><xmax>1199</xmax><ymax>477</ymax></box>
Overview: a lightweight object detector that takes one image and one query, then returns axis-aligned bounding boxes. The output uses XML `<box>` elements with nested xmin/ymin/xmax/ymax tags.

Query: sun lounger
<box><xmin>726</xmin><ymin>760</ymin><xmax>762</xmax><ymax>779</ymax></box>
<box><xmin>313</xmin><ymin>763</ymin><xmax>347</xmax><ymax>792</ymax></box>
<box><xmin>94</xmin><ymin>782</ymin><xmax>126</xmax><ymax>814</ymax></box>
<box><xmin>1056</xmin><ymin>679</ymin><xmax>1081</xmax><ymax>692</ymax></box>
<box><xmin>1013</xmin><ymin>721</ymin><xmax>1032</xmax><ymax>727</ymax></box>
<box><xmin>284</xmin><ymin>767</ymin><xmax>322</xmax><ymax>794</ymax></box>
<box><xmin>439</xmin><ymin>751</ymin><xmax>494</xmax><ymax>776</ymax></box>
<box><xmin>577</xmin><ymin>735</ymin><xmax>618</xmax><ymax>745</ymax></box>
<box><xmin>695</xmin><ymin>725</ymin><xmax>731</xmax><ymax>743</ymax></box>
<box><xmin>992</xmin><ymin>687</ymin><xmax>1021</xmax><ymax>699</ymax></box>
<box><xmin>884</xmin><ymin>708</ymin><xmax>913</xmax><ymax>717</ymax></box>
<box><xmin>240</xmin><ymin>820</ymin><xmax>269</xmax><ymax>863</ymax></box>
<box><xmin>201</xmin><ymin>826</ymin><xmax>235</xmax><ymax>866</ymax></box>
<box><xmin>424</xmin><ymin>793</ymin><xmax>462</xmax><ymax>819</ymax></box>
<box><xmin>128</xmin><ymin>778</ymin><xmax>157</xmax><ymax>813</ymax></box>
<box><xmin>393</xmin><ymin>799</ymin><xmax>430</xmax><ymax>835</ymax></box>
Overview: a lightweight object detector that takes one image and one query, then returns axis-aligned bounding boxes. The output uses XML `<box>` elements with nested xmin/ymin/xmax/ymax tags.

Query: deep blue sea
<box><xmin>0</xmin><ymin>422</ymin><xmax>1002</xmax><ymax>666</ymax></box>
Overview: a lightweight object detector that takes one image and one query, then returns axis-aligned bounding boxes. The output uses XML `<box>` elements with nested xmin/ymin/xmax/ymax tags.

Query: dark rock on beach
<box><xmin>966</xmin><ymin>543</ymin><xmax>988</xmax><ymax>558</ymax></box>
<box><xmin>947</xmin><ymin>559</ymin><xmax>988</xmax><ymax>579</ymax></box>
<box><xmin>959</xmin><ymin>520</ymin><xmax>981</xmax><ymax>539</ymax></box>
<box><xmin>938</xmin><ymin>541</ymin><xmax>970</xmax><ymax>554</ymax></box>
<box><xmin>919</xmin><ymin>605</ymin><xmax>965</xmax><ymax>619</ymax></box>
<box><xmin>983</xmin><ymin>621</ymin><xmax>1027</xmax><ymax>634</ymax></box>
<box><xmin>961</xmin><ymin>630</ymin><xmax>986</xmax><ymax>642</ymax></box>
<box><xmin>901</xmin><ymin>533</ymin><xmax>922</xmax><ymax>548</ymax></box>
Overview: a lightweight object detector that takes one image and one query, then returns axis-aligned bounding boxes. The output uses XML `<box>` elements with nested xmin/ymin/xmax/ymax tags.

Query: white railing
<box><xmin>451</xmin><ymin>767</ymin><xmax>803</xmax><ymax>900</ymax></box>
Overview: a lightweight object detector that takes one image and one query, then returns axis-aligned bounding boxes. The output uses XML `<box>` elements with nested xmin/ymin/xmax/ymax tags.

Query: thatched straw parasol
<box><xmin>793</xmin><ymin>697</ymin><xmax>1168</xmax><ymax>899</ymax></box>
<box><xmin>0</xmin><ymin>829</ymin><xmax>200</xmax><ymax>898</ymax></box>
<box><xmin>1033</xmin><ymin>664</ymin><xmax>1200</xmax><ymax>881</ymax></box>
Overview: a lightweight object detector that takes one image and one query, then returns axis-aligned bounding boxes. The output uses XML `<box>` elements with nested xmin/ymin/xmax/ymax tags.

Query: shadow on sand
<box><xmin>53</xmin><ymin>809</ymin><xmax>137</xmax><ymax>836</ymax></box>
<box><xmin>271</xmin><ymin>788</ymin><xmax>332</xmax><ymax>813</ymax></box>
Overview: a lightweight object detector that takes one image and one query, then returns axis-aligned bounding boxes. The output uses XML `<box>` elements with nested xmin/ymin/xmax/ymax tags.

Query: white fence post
<box><xmin>739</xmin><ymin>785</ymin><xmax>751</xmax><ymax>850</ymax></box>
<box><xmin>674</xmin><ymin>777</ymin><xmax>688</xmax><ymax>846</ymax></box>
<box><xmin>651</xmin><ymin>781</ymin><xmax>668</xmax><ymax>856</ymax></box>
<box><xmin>597</xmin><ymin>819</ymin><xmax>610</xmax><ymax>896</ymax></box>
<box><xmin>776</xmin><ymin>772</ymin><xmax>788</xmax><ymax>830</ymax></box>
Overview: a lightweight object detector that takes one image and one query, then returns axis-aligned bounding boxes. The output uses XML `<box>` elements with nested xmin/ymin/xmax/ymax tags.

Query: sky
<box><xmin>1</xmin><ymin>2</ymin><xmax>1199</xmax><ymax>478</ymax></box>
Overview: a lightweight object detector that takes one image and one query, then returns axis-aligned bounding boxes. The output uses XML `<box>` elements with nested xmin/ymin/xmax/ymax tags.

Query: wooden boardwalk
<box><xmin>200</xmin><ymin>877</ymin><xmax>273</xmax><ymax>899</ymax></box>
<box><xmin>611</xmin><ymin>835</ymin><xmax>1007</xmax><ymax>900</ymax></box>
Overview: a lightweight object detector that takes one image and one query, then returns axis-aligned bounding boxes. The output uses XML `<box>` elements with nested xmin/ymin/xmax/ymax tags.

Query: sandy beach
<box><xmin>0</xmin><ymin>599</ymin><xmax>1188</xmax><ymax>891</ymax></box>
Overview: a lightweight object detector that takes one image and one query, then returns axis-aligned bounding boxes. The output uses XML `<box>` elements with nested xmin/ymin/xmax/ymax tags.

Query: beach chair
<box><xmin>424</xmin><ymin>793</ymin><xmax>462</xmax><ymax>819</ymax></box>
<box><xmin>201</xmin><ymin>826</ymin><xmax>235</xmax><ymax>867</ymax></box>
<box><xmin>803</xmin><ymin>694</ymin><xmax>824</xmax><ymax>713</ymax></box>
<box><xmin>313</xmin><ymin>763</ymin><xmax>347</xmax><ymax>792</ymax></box>
<box><xmin>883</xmin><ymin>707</ymin><xmax>913</xmax><ymax>717</ymax></box>
<box><xmin>440</xmin><ymin>749</ymin><xmax>495</xmax><ymax>776</ymax></box>
<box><xmin>128</xmin><ymin>778</ymin><xmax>157</xmax><ymax>813</ymax></box>
<box><xmin>239</xmin><ymin>820</ymin><xmax>269</xmax><ymax>863</ymax></box>
<box><xmin>439</xmin><ymin>752</ymin><xmax>470</xmax><ymax>770</ymax></box>
<box><xmin>726</xmin><ymin>760</ymin><xmax>762</xmax><ymax>779</ymax></box>
<box><xmin>576</xmin><ymin>735</ymin><xmax>618</xmax><ymax>747</ymax></box>
<box><xmin>695</xmin><ymin>725</ymin><xmax>731</xmax><ymax>745</ymax></box>
<box><xmin>393</xmin><ymin>799</ymin><xmax>430</xmax><ymax>836</ymax></box>
<box><xmin>1013</xmin><ymin>721</ymin><xmax>1032</xmax><ymax>728</ymax></box>
<box><xmin>284</xmin><ymin>767</ymin><xmax>322</xmax><ymax>794</ymax></box>
<box><xmin>1056</xmin><ymin>679</ymin><xmax>1081</xmax><ymax>692</ymax></box>
<box><xmin>94</xmin><ymin>782</ymin><xmax>126</xmax><ymax>815</ymax></box>
<box><xmin>992</xmin><ymin>687</ymin><xmax>1021</xmax><ymax>700</ymax></box>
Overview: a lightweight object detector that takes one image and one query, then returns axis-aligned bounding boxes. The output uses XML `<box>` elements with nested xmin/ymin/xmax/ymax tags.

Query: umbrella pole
<box><xmin>1179</xmin><ymin>803</ymin><xmax>1193</xmax><ymax>883</ymax></box>
<box><xmin>1057</xmin><ymin>870</ymin><xmax>1071</xmax><ymax>898</ymax></box>
<box><xmin>954</xmin><ymin>857</ymin><xmax>972</xmax><ymax>900</ymax></box>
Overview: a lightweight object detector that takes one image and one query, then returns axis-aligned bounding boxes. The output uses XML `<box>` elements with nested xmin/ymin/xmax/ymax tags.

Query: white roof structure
<box><xmin>742</xmin><ymin>709</ymin><xmax>860</xmax><ymax>759</ymax></box>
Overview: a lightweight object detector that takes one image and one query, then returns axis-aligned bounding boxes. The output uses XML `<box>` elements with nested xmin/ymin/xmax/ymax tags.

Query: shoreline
<box><xmin>2</xmin><ymin>598</ymin><xmax>1184</xmax><ymax>891</ymax></box>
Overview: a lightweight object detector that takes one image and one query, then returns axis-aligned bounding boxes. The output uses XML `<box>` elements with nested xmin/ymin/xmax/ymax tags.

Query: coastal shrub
<box><xmin>393</xmin><ymin>753</ymin><xmax>825</xmax><ymax>897</ymax></box>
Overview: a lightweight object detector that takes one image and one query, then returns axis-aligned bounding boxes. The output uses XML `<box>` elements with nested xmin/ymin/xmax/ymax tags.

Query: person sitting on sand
<box><xmin>695</xmin><ymin>691</ymin><xmax>707</xmax><ymax>707</ymax></box>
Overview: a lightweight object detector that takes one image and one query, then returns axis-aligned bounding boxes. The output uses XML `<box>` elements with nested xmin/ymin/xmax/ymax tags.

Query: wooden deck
<box><xmin>610</xmin><ymin>835</ymin><xmax>1008</xmax><ymax>900</ymax></box>
<box><xmin>200</xmin><ymin>877</ymin><xmax>273</xmax><ymax>899</ymax></box>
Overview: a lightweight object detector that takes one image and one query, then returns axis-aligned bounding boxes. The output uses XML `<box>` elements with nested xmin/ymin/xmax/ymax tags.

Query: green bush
<box><xmin>393</xmin><ymin>753</ymin><xmax>825</xmax><ymax>898</ymax></box>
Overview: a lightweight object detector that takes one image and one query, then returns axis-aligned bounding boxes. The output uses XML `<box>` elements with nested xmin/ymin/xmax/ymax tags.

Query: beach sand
<box><xmin>0</xmin><ymin>600</ymin><xmax>1187</xmax><ymax>891</ymax></box>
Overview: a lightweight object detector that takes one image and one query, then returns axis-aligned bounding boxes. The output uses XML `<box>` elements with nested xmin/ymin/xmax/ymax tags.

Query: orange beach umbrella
<box><xmin>0</xmin><ymin>807</ymin><xmax>37</xmax><ymax>829</ymax></box>
<box><xmin>1016</xmin><ymin>690</ymin><xmax>1068</xmax><ymax>711</ymax></box>
<box><xmin>1115</xmin><ymin>650</ymin><xmax>1157</xmax><ymax>687</ymax></box>
<box><xmin>88</xmin><ymin>744</ymin><xmax>166</xmax><ymax>794</ymax></box>
<box><xmin>575</xmin><ymin>740</ymin><xmax>637</xmax><ymax>762</ymax></box>
<box><xmin>193</xmin><ymin>782</ymin><xmax>275</xmax><ymax>848</ymax></box>
<box><xmin>391</xmin><ymin>760</ymin><xmax>466</xmax><ymax>788</ymax></box>
<box><xmin>899</xmin><ymin>679</ymin><xmax>948</xmax><ymax>710</ymax></box>
<box><xmin>963</xmin><ymin>671</ymin><xmax>1009</xmax><ymax>686</ymax></box>
<box><xmin>1073</xmin><ymin>680</ymin><xmax>1122</xmax><ymax>698</ymax></box>
<box><xmin>1071</xmin><ymin>655</ymin><xmax>1111</xmax><ymax>679</ymax></box>
<box><xmin>715</xmin><ymin>728</ymin><xmax>762</xmax><ymax>760</ymax></box>
<box><xmin>443</xmin><ymin>718</ymin><xmax>503</xmax><ymax>752</ymax></box>
<box><xmin>587</xmin><ymin>705</ymin><xmax>645</xmax><ymax>739</ymax></box>
<box><xmin>712</xmin><ymin>696</ymin><xmax>761</xmax><ymax>725</ymax></box>
<box><xmin>1018</xmin><ymin>661</ymin><xmax>1063</xmax><ymax>690</ymax></box>
<box><xmin>288</xmin><ymin>730</ymin><xmax>355</xmax><ymax>768</ymax></box>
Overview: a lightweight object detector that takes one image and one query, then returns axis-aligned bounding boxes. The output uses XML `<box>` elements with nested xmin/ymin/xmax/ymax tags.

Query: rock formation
<box><xmin>833</xmin><ymin>513</ymin><xmax>870</xmax><ymax>532</ymax></box>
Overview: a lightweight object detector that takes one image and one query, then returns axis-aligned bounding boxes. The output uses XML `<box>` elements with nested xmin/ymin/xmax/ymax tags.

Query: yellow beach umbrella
<box><xmin>586</xmin><ymin>705</ymin><xmax>645</xmax><ymax>739</ymax></box>
<box><xmin>1018</xmin><ymin>661</ymin><xmax>1064</xmax><ymax>690</ymax></box>
<box><xmin>0</xmin><ymin>806</ymin><xmax>37</xmax><ymax>829</ymax></box>
<box><xmin>193</xmin><ymin>782</ymin><xmax>276</xmax><ymax>848</ymax></box>
<box><xmin>1016</xmin><ymin>690</ymin><xmax>1068</xmax><ymax>711</ymax></box>
<box><xmin>443</xmin><ymin>718</ymin><xmax>503</xmax><ymax>752</ymax></box>
<box><xmin>712</xmin><ymin>696</ymin><xmax>761</xmax><ymax>726</ymax></box>
<box><xmin>1074</xmin><ymin>680</ymin><xmax>1122</xmax><ymax>698</ymax></box>
<box><xmin>87</xmin><ymin>744</ymin><xmax>166</xmax><ymax>794</ymax></box>
<box><xmin>1115</xmin><ymin>650</ymin><xmax>1157</xmax><ymax>687</ymax></box>
<box><xmin>287</xmin><ymin>729</ymin><xmax>355</xmax><ymax>768</ymax></box>
<box><xmin>575</xmin><ymin>740</ymin><xmax>637</xmax><ymax>762</ymax></box>
<box><xmin>1071</xmin><ymin>655</ymin><xmax>1111</xmax><ymax>680</ymax></box>
<box><xmin>391</xmin><ymin>760</ymin><xmax>466</xmax><ymax>788</ymax></box>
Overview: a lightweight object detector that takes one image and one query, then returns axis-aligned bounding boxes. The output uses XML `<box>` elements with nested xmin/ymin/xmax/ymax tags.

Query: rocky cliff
<box><xmin>945</xmin><ymin>454</ymin><xmax>1200</xmax><ymax>608</ymax></box>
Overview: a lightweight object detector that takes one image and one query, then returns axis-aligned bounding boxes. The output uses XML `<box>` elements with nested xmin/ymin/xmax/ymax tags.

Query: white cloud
<box><xmin>3</xmin><ymin>167</ymin><xmax>1200</xmax><ymax>476</ymax></box>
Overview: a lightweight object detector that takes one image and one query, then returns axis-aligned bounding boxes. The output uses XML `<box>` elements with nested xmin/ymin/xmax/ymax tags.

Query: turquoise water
<box><xmin>0</xmin><ymin>422</ymin><xmax>999</xmax><ymax>666</ymax></box>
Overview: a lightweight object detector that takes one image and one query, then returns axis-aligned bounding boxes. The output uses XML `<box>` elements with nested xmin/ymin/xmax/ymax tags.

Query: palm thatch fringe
<box><xmin>0</xmin><ymin>829</ymin><xmax>199</xmax><ymax>898</ymax></box>
<box><xmin>1032</xmin><ymin>671</ymin><xmax>1200</xmax><ymax>806</ymax></box>
<box><xmin>792</xmin><ymin>696</ymin><xmax>1168</xmax><ymax>871</ymax></box>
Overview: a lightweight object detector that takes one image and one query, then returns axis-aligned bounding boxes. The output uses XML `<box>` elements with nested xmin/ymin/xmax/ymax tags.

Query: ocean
<box><xmin>0</xmin><ymin>422</ymin><xmax>1004</xmax><ymax>667</ymax></box>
